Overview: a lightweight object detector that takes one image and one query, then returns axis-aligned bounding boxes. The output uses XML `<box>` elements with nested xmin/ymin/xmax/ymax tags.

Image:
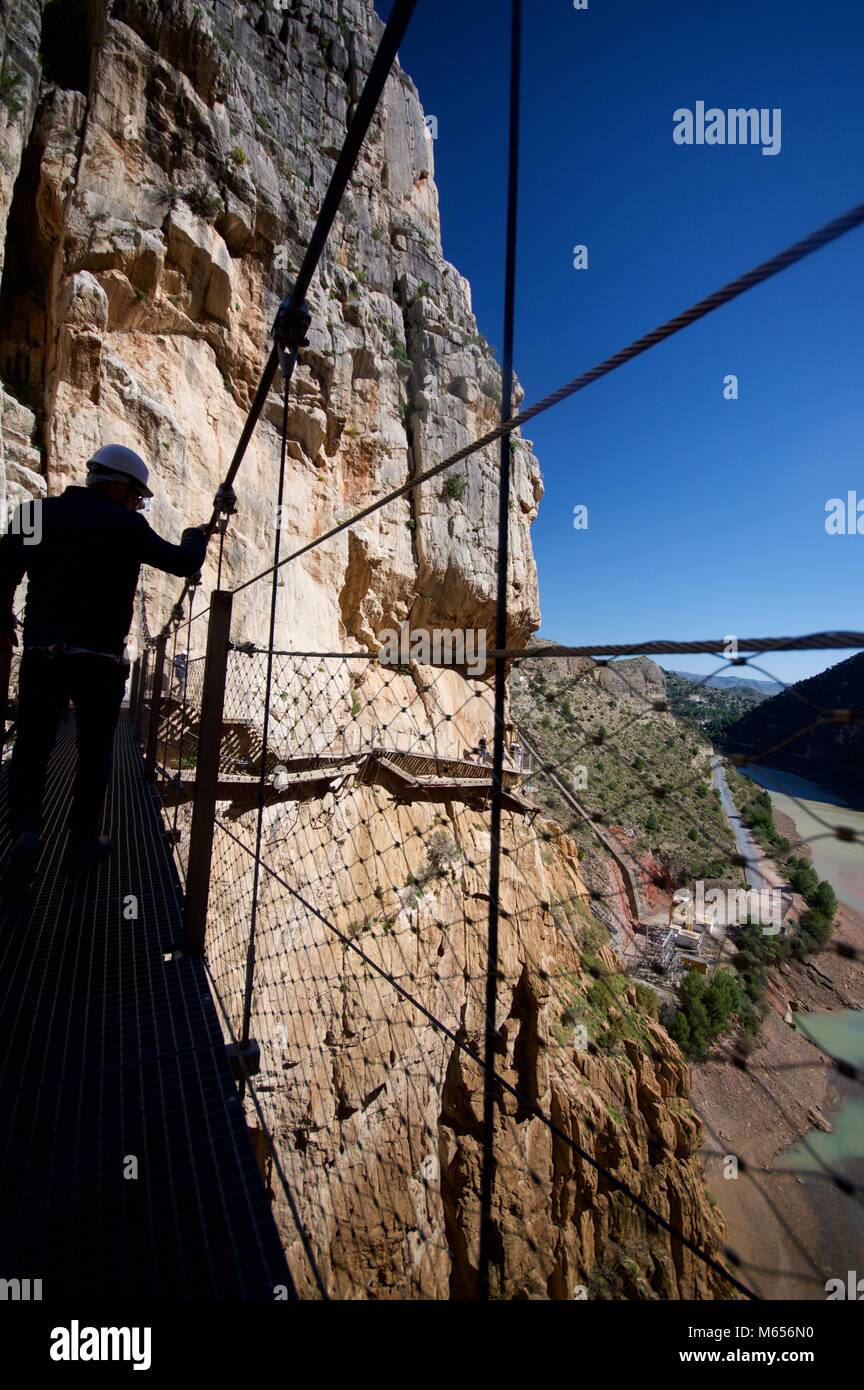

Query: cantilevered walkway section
<box><xmin>0</xmin><ymin>713</ymin><xmax>292</xmax><ymax>1300</ymax></box>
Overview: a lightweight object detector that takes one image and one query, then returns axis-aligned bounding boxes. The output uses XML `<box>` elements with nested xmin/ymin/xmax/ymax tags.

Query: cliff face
<box><xmin>220</xmin><ymin>783</ymin><xmax>728</xmax><ymax>1300</ymax></box>
<box><xmin>0</xmin><ymin>0</ymin><xmax>541</xmax><ymax>653</ymax></box>
<box><xmin>527</xmin><ymin>642</ymin><xmax>669</xmax><ymax>704</ymax></box>
<box><xmin>0</xmin><ymin>0</ymin><xmax>729</xmax><ymax>1298</ymax></box>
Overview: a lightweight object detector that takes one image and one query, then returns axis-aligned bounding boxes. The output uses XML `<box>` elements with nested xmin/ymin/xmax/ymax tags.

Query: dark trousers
<box><xmin>8</xmin><ymin>650</ymin><xmax>126</xmax><ymax>842</ymax></box>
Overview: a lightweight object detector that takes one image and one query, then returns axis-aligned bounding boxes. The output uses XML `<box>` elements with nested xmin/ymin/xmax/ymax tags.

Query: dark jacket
<box><xmin>0</xmin><ymin>486</ymin><xmax>207</xmax><ymax>655</ymax></box>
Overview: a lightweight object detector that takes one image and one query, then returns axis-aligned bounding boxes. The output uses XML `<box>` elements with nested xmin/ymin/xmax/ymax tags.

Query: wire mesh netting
<box><xmin>131</xmin><ymin>505</ymin><xmax>864</xmax><ymax>1302</ymax></box>
<box><xmin>139</xmin><ymin>601</ymin><xmax>211</xmax><ymax>884</ymax></box>
<box><xmin>119</xmin><ymin>3</ymin><xmax>864</xmax><ymax>1300</ymax></box>
<box><xmin>206</xmin><ymin>647</ymin><xmax>724</xmax><ymax>1298</ymax></box>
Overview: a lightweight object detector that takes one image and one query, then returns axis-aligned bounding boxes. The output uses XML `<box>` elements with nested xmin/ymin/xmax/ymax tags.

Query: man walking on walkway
<box><xmin>0</xmin><ymin>444</ymin><xmax>208</xmax><ymax>878</ymax></box>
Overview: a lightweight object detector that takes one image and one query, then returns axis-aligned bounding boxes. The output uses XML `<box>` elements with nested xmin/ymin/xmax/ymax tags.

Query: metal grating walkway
<box><xmin>0</xmin><ymin>712</ymin><xmax>293</xmax><ymax>1300</ymax></box>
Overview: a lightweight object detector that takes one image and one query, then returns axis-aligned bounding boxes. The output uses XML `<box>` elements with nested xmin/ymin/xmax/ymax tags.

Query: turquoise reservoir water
<box><xmin>742</xmin><ymin>765</ymin><xmax>864</xmax><ymax>1170</ymax></box>
<box><xmin>783</xmin><ymin>1098</ymin><xmax>864</xmax><ymax>1169</ymax></box>
<box><xmin>740</xmin><ymin>765</ymin><xmax>864</xmax><ymax>915</ymax></box>
<box><xmin>796</xmin><ymin>1008</ymin><xmax>864</xmax><ymax>1070</ymax></box>
<box><xmin>738</xmin><ymin>767</ymin><xmax>864</xmax><ymax>1112</ymax></box>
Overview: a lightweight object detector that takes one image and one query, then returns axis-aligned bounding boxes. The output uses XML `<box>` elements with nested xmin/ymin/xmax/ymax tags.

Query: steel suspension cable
<box><xmin>171</xmin><ymin>600</ymin><xmax>194</xmax><ymax>844</ymax></box>
<box><xmin>494</xmin><ymin>631</ymin><xmax>864</xmax><ymax>659</ymax></box>
<box><xmin>479</xmin><ymin>0</ymin><xmax>522</xmax><ymax>1302</ymax></box>
<box><xmin>215</xmin><ymin>815</ymin><xmax>759</xmax><ymax>1301</ymax></box>
<box><xmin>200</xmin><ymin>630</ymin><xmax>864</xmax><ymax>660</ymax></box>
<box><xmin>239</xmin><ymin>366</ymin><xmax>295</xmax><ymax>1095</ymax></box>
<box><xmin>230</xmin><ymin>197</ymin><xmax>864</xmax><ymax>598</ymax></box>
<box><xmin>216</xmin><ymin>525</ymin><xmax>226</xmax><ymax>591</ymax></box>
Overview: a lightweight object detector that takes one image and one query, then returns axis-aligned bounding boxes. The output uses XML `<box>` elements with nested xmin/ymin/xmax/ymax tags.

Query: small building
<box><xmin>682</xmin><ymin>957</ymin><xmax>709</xmax><ymax>975</ymax></box>
<box><xmin>673</xmin><ymin>928</ymin><xmax>704</xmax><ymax>955</ymax></box>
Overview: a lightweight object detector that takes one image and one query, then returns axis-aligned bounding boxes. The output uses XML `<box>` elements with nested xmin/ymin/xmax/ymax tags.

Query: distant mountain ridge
<box><xmin>665</xmin><ymin>671</ymin><xmax>770</xmax><ymax>742</ymax></box>
<box><xmin>723</xmin><ymin>652</ymin><xmax>864</xmax><ymax>798</ymax></box>
<box><xmin>672</xmin><ymin>670</ymin><xmax>783</xmax><ymax>697</ymax></box>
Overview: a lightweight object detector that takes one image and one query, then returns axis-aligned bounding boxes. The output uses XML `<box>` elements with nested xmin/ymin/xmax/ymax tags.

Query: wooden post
<box><xmin>144</xmin><ymin>635</ymin><xmax>167</xmax><ymax>779</ymax></box>
<box><xmin>183</xmin><ymin>590</ymin><xmax>233</xmax><ymax>955</ymax></box>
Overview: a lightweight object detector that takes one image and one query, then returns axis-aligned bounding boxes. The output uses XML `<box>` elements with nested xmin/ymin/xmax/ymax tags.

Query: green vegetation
<box><xmin>516</xmin><ymin>658</ymin><xmax>841</xmax><ymax>1063</ymax></box>
<box><xmin>729</xmin><ymin>769</ymin><xmax>838</xmax><ymax>958</ymax></box>
<box><xmin>390</xmin><ymin>334</ymin><xmax>411</xmax><ymax>366</ymax></box>
<box><xmin>722</xmin><ymin>651</ymin><xmax>864</xmax><ymax>803</ymax></box>
<box><xmin>788</xmin><ymin>861</ymin><xmax>837</xmax><ymax>955</ymax></box>
<box><xmin>666</xmin><ymin>672</ymin><xmax>770</xmax><ymax>742</ymax></box>
<box><xmin>634</xmin><ymin>982</ymin><xmax>660</xmax><ymax>1018</ymax></box>
<box><xmin>158</xmin><ymin>182</ymin><xmax>182</xmax><ymax>211</ymax></box>
<box><xmin>216</xmin><ymin>30</ymin><xmax>236</xmax><ymax>59</ymax></box>
<box><xmin>511</xmin><ymin>659</ymin><xmax>737</xmax><ymax>887</ymax></box>
<box><xmin>732</xmin><ymin>921</ymin><xmax>779</xmax><ymax>1028</ymax></box>
<box><xmin>738</xmin><ymin>788</ymin><xmax>790</xmax><ymax>856</ymax></box>
<box><xmin>183</xmin><ymin>182</ymin><xmax>224</xmax><ymax>222</ymax></box>
<box><xmin>665</xmin><ymin>845</ymin><xmax>841</xmax><ymax>1060</ymax></box>
<box><xmin>668</xmin><ymin>916</ymin><xmax>781</xmax><ymax>1056</ymax></box>
<box><xmin>662</xmin><ymin>769</ymin><xmax>842</xmax><ymax>1059</ymax></box>
<box><xmin>0</xmin><ymin>67</ymin><xmax>23</xmax><ymax>119</ymax></box>
<box><xmin>665</xmin><ymin>970</ymin><xmax>742</xmax><ymax>1060</ymax></box>
<box><xmin>445</xmin><ymin>474</ymin><xmax>466</xmax><ymax>501</ymax></box>
<box><xmin>552</xmin><ymin>953</ymin><xmax>661</xmax><ymax>1055</ymax></box>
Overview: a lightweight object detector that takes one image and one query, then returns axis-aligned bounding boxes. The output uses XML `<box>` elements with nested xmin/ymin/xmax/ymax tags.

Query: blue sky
<box><xmin>377</xmin><ymin>0</ymin><xmax>863</xmax><ymax>685</ymax></box>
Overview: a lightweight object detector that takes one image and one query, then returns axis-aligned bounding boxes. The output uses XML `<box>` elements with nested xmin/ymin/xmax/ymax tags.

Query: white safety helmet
<box><xmin>87</xmin><ymin>443</ymin><xmax>153</xmax><ymax>498</ymax></box>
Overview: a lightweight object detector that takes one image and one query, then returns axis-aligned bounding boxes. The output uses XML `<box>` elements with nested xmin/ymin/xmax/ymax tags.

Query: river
<box><xmin>742</xmin><ymin>763</ymin><xmax>864</xmax><ymax>1186</ymax></box>
<box><xmin>740</xmin><ymin>764</ymin><xmax>864</xmax><ymax>915</ymax></box>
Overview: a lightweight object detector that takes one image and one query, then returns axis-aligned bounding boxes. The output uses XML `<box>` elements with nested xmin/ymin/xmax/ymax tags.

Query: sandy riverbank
<box><xmin>690</xmin><ymin>808</ymin><xmax>864</xmax><ymax>1300</ymax></box>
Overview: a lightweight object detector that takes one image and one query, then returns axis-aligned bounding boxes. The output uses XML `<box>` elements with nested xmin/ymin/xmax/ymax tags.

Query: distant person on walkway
<box><xmin>0</xmin><ymin>444</ymin><xmax>208</xmax><ymax>879</ymax></box>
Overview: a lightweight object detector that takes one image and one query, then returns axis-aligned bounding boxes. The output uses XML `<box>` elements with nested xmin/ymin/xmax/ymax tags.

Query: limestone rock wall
<box><xmin>0</xmin><ymin>386</ymin><xmax>45</xmax><ymax>513</ymax></box>
<box><xmin>0</xmin><ymin>0</ymin><xmax>541</xmax><ymax>655</ymax></box>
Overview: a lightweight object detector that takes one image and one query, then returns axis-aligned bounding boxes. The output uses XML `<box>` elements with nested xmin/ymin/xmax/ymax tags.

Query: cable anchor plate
<box><xmin>214</xmin><ymin>482</ymin><xmax>237</xmax><ymax>517</ymax></box>
<box><xmin>272</xmin><ymin>295</ymin><xmax>312</xmax><ymax>375</ymax></box>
